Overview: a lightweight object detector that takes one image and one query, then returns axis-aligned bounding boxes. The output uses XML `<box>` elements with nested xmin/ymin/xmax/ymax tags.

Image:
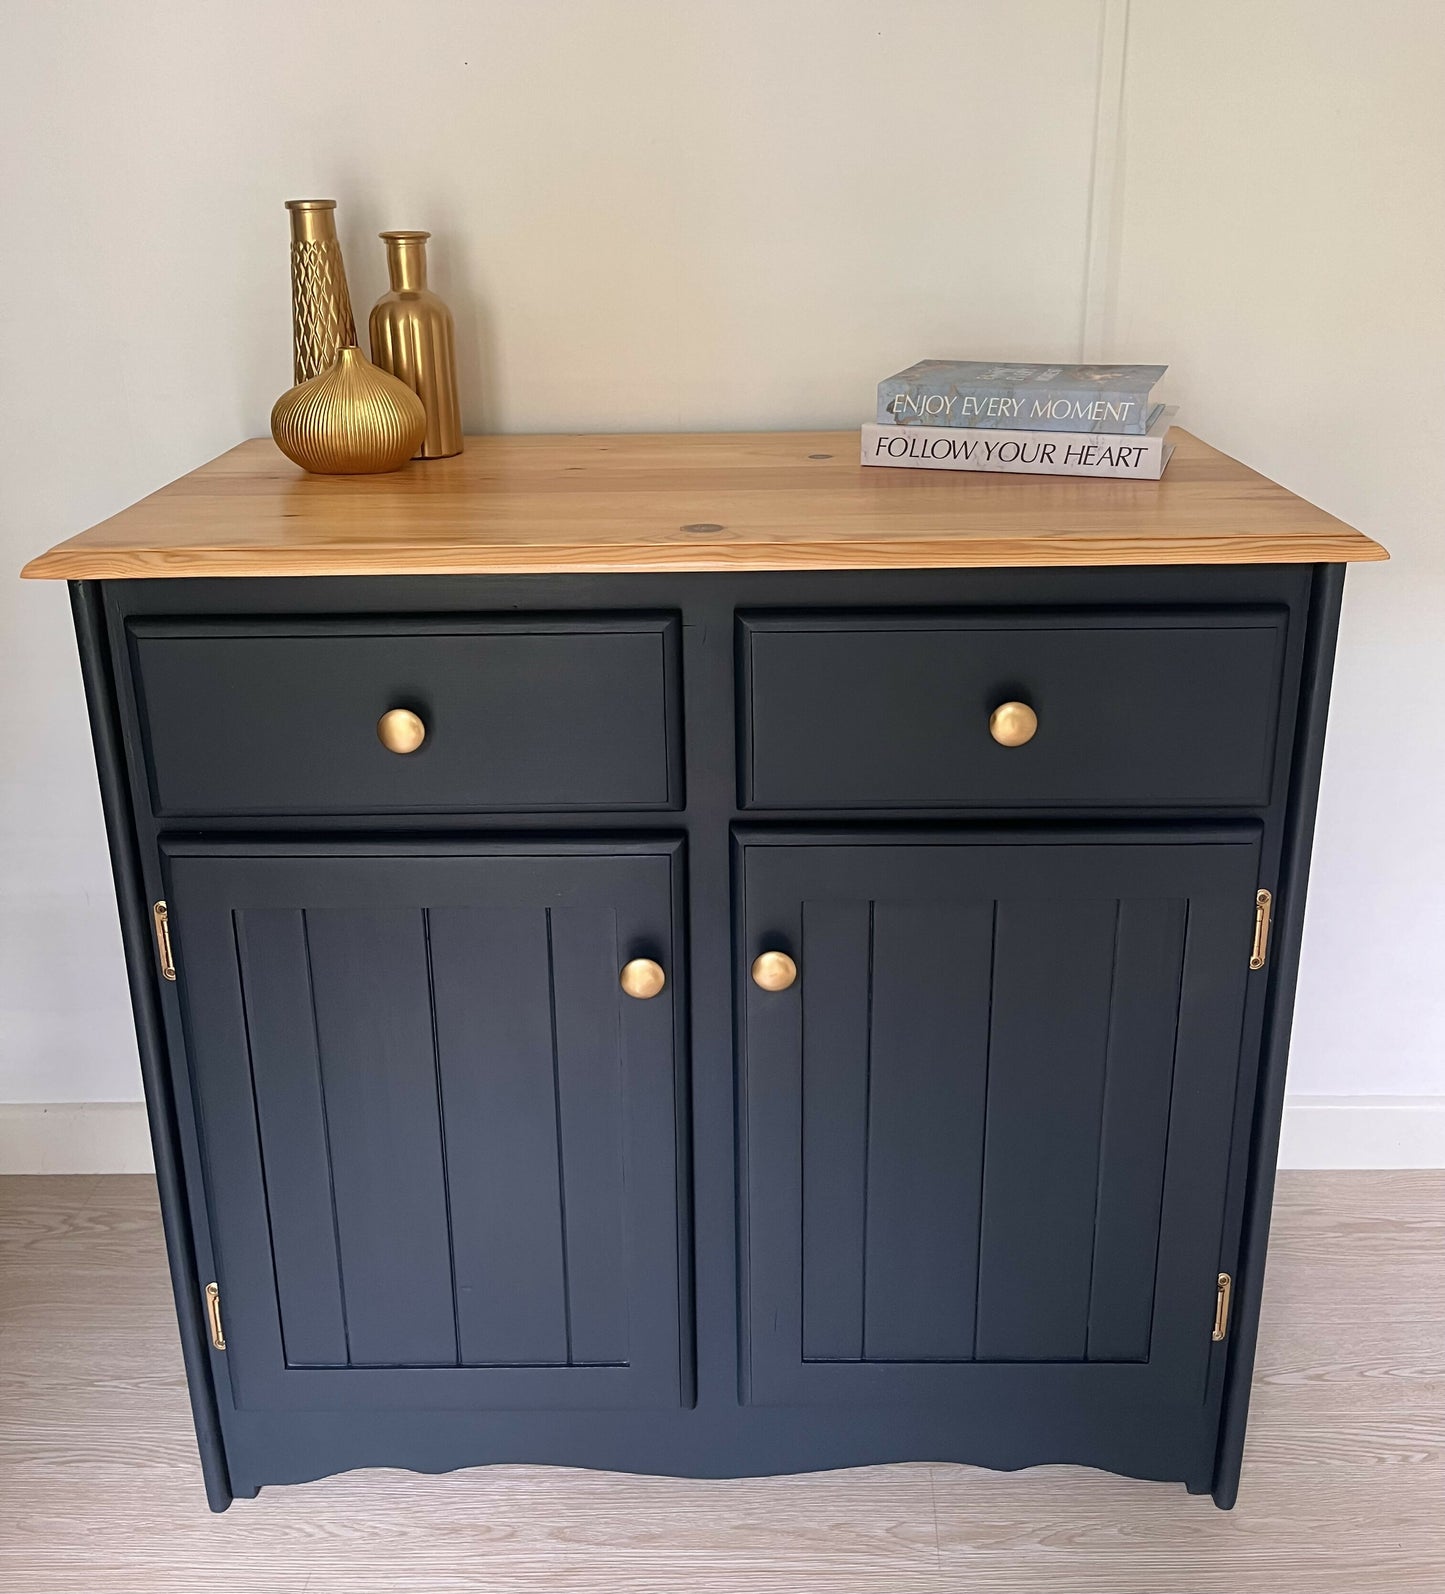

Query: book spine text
<box><xmin>860</xmin><ymin>423</ymin><xmax>1169</xmax><ymax>479</ymax></box>
<box><xmin>878</xmin><ymin>386</ymin><xmax>1154</xmax><ymax>433</ymax></box>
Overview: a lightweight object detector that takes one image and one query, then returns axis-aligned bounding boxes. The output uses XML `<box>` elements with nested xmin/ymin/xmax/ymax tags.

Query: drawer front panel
<box><xmin>129</xmin><ymin>614</ymin><xmax>682</xmax><ymax>815</ymax></box>
<box><xmin>740</xmin><ymin>608</ymin><xmax>1287</xmax><ymax>809</ymax></box>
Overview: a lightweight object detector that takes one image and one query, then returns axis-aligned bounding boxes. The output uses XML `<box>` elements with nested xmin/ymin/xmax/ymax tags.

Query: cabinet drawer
<box><xmin>739</xmin><ymin>608</ymin><xmax>1287</xmax><ymax>810</ymax></box>
<box><xmin>128</xmin><ymin>614</ymin><xmax>682</xmax><ymax>816</ymax></box>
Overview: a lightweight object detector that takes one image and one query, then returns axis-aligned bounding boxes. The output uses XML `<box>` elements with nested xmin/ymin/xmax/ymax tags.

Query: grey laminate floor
<box><xmin>2</xmin><ymin>1171</ymin><xmax>1442</xmax><ymax>1592</ymax></box>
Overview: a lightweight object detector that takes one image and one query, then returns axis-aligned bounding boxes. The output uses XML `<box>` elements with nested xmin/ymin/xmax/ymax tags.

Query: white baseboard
<box><xmin>0</xmin><ymin>1102</ymin><xmax>155</xmax><ymax>1173</ymax></box>
<box><xmin>2</xmin><ymin>1096</ymin><xmax>1443</xmax><ymax>1175</ymax></box>
<box><xmin>1276</xmin><ymin>1096</ymin><xmax>1445</xmax><ymax>1170</ymax></box>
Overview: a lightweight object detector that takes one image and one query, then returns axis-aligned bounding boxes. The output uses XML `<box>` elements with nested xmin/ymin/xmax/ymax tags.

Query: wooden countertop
<box><xmin>22</xmin><ymin>429</ymin><xmax>1387</xmax><ymax>580</ymax></box>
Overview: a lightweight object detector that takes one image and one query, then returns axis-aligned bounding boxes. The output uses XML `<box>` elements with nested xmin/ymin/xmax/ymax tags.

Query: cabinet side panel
<box><xmin>1213</xmin><ymin>563</ymin><xmax>1346</xmax><ymax>1507</ymax></box>
<box><xmin>68</xmin><ymin>581</ymin><xmax>234</xmax><ymax>1510</ymax></box>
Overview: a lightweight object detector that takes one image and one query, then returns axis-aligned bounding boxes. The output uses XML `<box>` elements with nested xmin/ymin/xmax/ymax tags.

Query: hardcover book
<box><xmin>878</xmin><ymin>360</ymin><xmax>1168</xmax><ymax>434</ymax></box>
<box><xmin>861</xmin><ymin>406</ymin><xmax>1177</xmax><ymax>480</ymax></box>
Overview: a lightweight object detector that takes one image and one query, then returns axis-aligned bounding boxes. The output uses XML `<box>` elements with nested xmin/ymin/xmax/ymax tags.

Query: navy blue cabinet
<box><xmin>69</xmin><ymin>561</ymin><xmax>1343</xmax><ymax>1511</ymax></box>
<box><xmin>739</xmin><ymin>608</ymin><xmax>1288</xmax><ymax>809</ymax></box>
<box><xmin>739</xmin><ymin>831</ymin><xmax>1259</xmax><ymax>1421</ymax></box>
<box><xmin>164</xmin><ymin>840</ymin><xmax>688</xmax><ymax>1414</ymax></box>
<box><xmin>129</xmin><ymin>614</ymin><xmax>684</xmax><ymax>816</ymax></box>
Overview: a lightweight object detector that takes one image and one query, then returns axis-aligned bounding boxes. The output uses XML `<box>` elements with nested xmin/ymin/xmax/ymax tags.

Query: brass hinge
<box><xmin>1212</xmin><ymin>1272</ymin><xmax>1233</xmax><ymax>1342</ymax></box>
<box><xmin>205</xmin><ymin>1281</ymin><xmax>226</xmax><ymax>1351</ymax></box>
<box><xmin>152</xmin><ymin>900</ymin><xmax>176</xmax><ymax>982</ymax></box>
<box><xmin>1249</xmin><ymin>888</ymin><xmax>1273</xmax><ymax>970</ymax></box>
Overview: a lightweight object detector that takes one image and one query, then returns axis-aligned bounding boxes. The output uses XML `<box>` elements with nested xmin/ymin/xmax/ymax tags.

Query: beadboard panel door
<box><xmin>163</xmin><ymin>839</ymin><xmax>689</xmax><ymax>1413</ymax></box>
<box><xmin>737</xmin><ymin>831</ymin><xmax>1261</xmax><ymax>1412</ymax></box>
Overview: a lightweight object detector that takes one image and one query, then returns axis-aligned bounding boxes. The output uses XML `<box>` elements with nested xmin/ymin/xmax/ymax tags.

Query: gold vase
<box><xmin>270</xmin><ymin>346</ymin><xmax>426</xmax><ymax>474</ymax></box>
<box><xmin>286</xmin><ymin>199</ymin><xmax>358</xmax><ymax>385</ymax></box>
<box><xmin>368</xmin><ymin>230</ymin><xmax>462</xmax><ymax>458</ymax></box>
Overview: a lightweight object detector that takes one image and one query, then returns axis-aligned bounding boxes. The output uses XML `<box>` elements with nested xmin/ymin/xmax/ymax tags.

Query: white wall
<box><xmin>1</xmin><ymin>0</ymin><xmax>1440</xmax><ymax>1165</ymax></box>
<box><xmin>0</xmin><ymin>0</ymin><xmax>1107</xmax><ymax>1110</ymax></box>
<box><xmin>1104</xmin><ymin>0</ymin><xmax>1445</xmax><ymax>1114</ymax></box>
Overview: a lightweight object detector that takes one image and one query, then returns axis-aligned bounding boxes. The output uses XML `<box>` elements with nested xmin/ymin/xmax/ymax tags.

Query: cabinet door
<box><xmin>738</xmin><ymin>831</ymin><xmax>1259</xmax><ymax>1415</ymax></box>
<box><xmin>166</xmin><ymin>840</ymin><xmax>686</xmax><ymax>1412</ymax></box>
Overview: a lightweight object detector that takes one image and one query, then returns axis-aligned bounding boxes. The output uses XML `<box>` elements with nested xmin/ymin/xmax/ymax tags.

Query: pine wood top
<box><xmin>21</xmin><ymin>429</ymin><xmax>1387</xmax><ymax>580</ymax></box>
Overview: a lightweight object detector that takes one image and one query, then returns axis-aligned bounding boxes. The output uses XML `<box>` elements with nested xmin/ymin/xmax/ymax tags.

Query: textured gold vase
<box><xmin>286</xmin><ymin>199</ymin><xmax>358</xmax><ymax>385</ymax></box>
<box><xmin>270</xmin><ymin>346</ymin><xmax>427</xmax><ymax>474</ymax></box>
<box><xmin>368</xmin><ymin>230</ymin><xmax>463</xmax><ymax>458</ymax></box>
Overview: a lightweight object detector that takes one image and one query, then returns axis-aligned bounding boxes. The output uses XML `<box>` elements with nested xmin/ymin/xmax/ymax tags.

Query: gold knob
<box><xmin>619</xmin><ymin>958</ymin><xmax>666</xmax><ymax>1000</ymax></box>
<box><xmin>989</xmin><ymin>701</ymin><xmax>1038</xmax><ymax>748</ymax></box>
<box><xmin>377</xmin><ymin>708</ymin><xmax>426</xmax><ymax>754</ymax></box>
<box><xmin>751</xmin><ymin>951</ymin><xmax>798</xmax><ymax>992</ymax></box>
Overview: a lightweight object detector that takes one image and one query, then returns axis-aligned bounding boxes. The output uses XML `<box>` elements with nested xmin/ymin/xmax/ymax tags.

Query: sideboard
<box><xmin>23</xmin><ymin>429</ymin><xmax>1386</xmax><ymax>1510</ymax></box>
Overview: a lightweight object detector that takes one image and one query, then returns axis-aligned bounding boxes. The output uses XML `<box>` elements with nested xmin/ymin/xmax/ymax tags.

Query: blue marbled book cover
<box><xmin>878</xmin><ymin>360</ymin><xmax>1167</xmax><ymax>434</ymax></box>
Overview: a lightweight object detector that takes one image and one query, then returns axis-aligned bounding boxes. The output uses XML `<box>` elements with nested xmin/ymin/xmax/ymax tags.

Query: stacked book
<box><xmin>862</xmin><ymin>360</ymin><xmax>1175</xmax><ymax>480</ymax></box>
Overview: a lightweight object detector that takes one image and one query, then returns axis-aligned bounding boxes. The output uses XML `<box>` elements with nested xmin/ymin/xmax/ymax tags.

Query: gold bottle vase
<box><xmin>271</xmin><ymin>346</ymin><xmax>426</xmax><ymax>474</ymax></box>
<box><xmin>286</xmin><ymin>199</ymin><xmax>358</xmax><ymax>385</ymax></box>
<box><xmin>369</xmin><ymin>230</ymin><xmax>462</xmax><ymax>458</ymax></box>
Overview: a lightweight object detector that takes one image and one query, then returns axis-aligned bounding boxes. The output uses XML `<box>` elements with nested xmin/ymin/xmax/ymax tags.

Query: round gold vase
<box><xmin>270</xmin><ymin>346</ymin><xmax>427</xmax><ymax>474</ymax></box>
